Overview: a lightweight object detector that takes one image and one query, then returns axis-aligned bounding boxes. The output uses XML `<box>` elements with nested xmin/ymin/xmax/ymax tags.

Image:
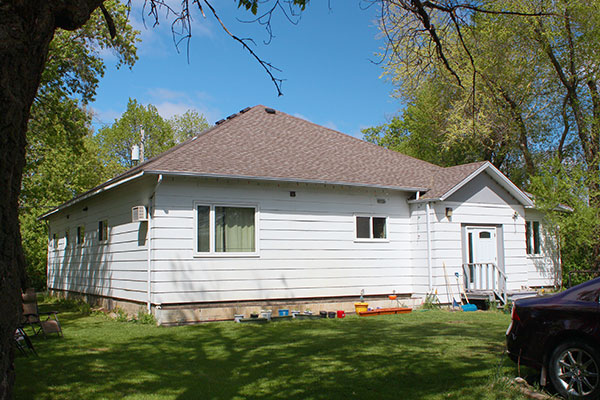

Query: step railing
<box><xmin>462</xmin><ymin>263</ymin><xmax>507</xmax><ymax>304</ymax></box>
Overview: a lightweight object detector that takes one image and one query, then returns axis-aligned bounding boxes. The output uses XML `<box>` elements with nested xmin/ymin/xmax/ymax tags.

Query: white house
<box><xmin>42</xmin><ymin>105</ymin><xmax>558</xmax><ymax>324</ymax></box>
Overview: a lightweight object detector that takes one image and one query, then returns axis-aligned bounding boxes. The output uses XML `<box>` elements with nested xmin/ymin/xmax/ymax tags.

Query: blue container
<box><xmin>278</xmin><ymin>309</ymin><xmax>289</xmax><ymax>316</ymax></box>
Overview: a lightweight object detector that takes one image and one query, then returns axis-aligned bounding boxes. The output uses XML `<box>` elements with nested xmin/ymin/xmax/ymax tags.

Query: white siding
<box><xmin>149</xmin><ymin>177</ymin><xmax>414</xmax><ymax>304</ymax></box>
<box><xmin>523</xmin><ymin>209</ymin><xmax>559</xmax><ymax>287</ymax></box>
<box><xmin>411</xmin><ymin>171</ymin><xmax>559</xmax><ymax>303</ymax></box>
<box><xmin>47</xmin><ymin>176</ymin><xmax>157</xmax><ymax>303</ymax></box>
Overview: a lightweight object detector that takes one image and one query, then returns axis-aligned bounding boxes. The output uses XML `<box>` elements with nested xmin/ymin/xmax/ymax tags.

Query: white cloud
<box><xmin>144</xmin><ymin>88</ymin><xmax>220</xmax><ymax>122</ymax></box>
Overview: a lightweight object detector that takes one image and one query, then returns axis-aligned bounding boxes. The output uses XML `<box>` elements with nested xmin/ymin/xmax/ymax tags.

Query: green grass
<box><xmin>14</xmin><ymin>301</ymin><xmax>532</xmax><ymax>400</ymax></box>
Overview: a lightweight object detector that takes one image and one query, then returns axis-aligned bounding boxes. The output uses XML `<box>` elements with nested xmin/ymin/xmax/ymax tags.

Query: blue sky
<box><xmin>92</xmin><ymin>1</ymin><xmax>402</xmax><ymax>138</ymax></box>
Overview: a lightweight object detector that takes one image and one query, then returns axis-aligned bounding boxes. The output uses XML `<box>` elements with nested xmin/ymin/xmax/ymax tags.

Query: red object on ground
<box><xmin>337</xmin><ymin>310</ymin><xmax>345</xmax><ymax>318</ymax></box>
<box><xmin>357</xmin><ymin>307</ymin><xmax>412</xmax><ymax>317</ymax></box>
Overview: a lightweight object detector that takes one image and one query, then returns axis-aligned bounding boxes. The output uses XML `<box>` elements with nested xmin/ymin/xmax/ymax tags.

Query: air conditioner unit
<box><xmin>132</xmin><ymin>206</ymin><xmax>148</xmax><ymax>222</ymax></box>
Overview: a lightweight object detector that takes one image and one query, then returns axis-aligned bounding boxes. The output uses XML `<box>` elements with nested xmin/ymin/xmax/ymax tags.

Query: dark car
<box><xmin>506</xmin><ymin>277</ymin><xmax>600</xmax><ymax>399</ymax></box>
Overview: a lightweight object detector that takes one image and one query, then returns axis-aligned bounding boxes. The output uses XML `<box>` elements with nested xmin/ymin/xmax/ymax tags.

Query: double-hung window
<box><xmin>525</xmin><ymin>220</ymin><xmax>541</xmax><ymax>255</ymax></box>
<box><xmin>196</xmin><ymin>204</ymin><xmax>257</xmax><ymax>254</ymax></box>
<box><xmin>355</xmin><ymin>215</ymin><xmax>387</xmax><ymax>240</ymax></box>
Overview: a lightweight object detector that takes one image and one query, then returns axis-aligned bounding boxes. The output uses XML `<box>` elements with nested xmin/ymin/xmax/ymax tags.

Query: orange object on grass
<box><xmin>388</xmin><ymin>295</ymin><xmax>397</xmax><ymax>300</ymax></box>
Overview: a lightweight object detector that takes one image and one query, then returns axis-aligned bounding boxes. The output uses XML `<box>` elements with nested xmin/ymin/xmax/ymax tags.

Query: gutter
<box><xmin>147</xmin><ymin>174</ymin><xmax>163</xmax><ymax>313</ymax></box>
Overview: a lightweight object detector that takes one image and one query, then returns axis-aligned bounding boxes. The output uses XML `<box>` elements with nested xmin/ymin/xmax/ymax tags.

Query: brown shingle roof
<box><xmin>139</xmin><ymin>105</ymin><xmax>443</xmax><ymax>190</ymax></box>
<box><xmin>42</xmin><ymin>105</ymin><xmax>529</xmax><ymax>219</ymax></box>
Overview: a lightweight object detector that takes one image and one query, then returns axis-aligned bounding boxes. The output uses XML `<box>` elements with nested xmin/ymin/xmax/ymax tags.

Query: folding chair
<box><xmin>21</xmin><ymin>289</ymin><xmax>63</xmax><ymax>338</ymax></box>
<box><xmin>14</xmin><ymin>327</ymin><xmax>37</xmax><ymax>356</ymax></box>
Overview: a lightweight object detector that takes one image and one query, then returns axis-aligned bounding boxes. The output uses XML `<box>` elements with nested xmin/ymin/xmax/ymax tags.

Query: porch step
<box><xmin>463</xmin><ymin>289</ymin><xmax>539</xmax><ymax>304</ymax></box>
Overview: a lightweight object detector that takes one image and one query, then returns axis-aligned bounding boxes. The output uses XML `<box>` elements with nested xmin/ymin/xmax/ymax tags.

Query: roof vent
<box><xmin>226</xmin><ymin>113</ymin><xmax>238</xmax><ymax>120</ymax></box>
<box><xmin>265</xmin><ymin>108</ymin><xmax>276</xmax><ymax>114</ymax></box>
<box><xmin>215</xmin><ymin>119</ymin><xmax>225</xmax><ymax>125</ymax></box>
<box><xmin>239</xmin><ymin>107</ymin><xmax>251</xmax><ymax>114</ymax></box>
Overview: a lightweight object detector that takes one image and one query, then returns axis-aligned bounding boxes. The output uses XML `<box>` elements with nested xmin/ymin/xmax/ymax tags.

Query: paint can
<box><xmin>319</xmin><ymin>311</ymin><xmax>327</xmax><ymax>318</ymax></box>
<box><xmin>336</xmin><ymin>310</ymin><xmax>345</xmax><ymax>319</ymax></box>
<box><xmin>328</xmin><ymin>311</ymin><xmax>336</xmax><ymax>319</ymax></box>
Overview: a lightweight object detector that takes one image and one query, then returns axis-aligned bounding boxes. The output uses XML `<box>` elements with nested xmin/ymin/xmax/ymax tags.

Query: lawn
<box><xmin>14</xmin><ymin>300</ymin><xmax>531</xmax><ymax>400</ymax></box>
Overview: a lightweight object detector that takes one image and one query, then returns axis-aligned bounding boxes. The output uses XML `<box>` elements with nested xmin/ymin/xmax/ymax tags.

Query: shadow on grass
<box><xmin>15</xmin><ymin>312</ymin><xmax>520</xmax><ymax>400</ymax></box>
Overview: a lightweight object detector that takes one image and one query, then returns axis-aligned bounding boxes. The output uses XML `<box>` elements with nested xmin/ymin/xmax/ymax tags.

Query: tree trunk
<box><xmin>0</xmin><ymin>1</ymin><xmax>102</xmax><ymax>398</ymax></box>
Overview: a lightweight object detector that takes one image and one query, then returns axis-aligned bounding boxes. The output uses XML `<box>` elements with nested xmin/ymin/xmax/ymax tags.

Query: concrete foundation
<box><xmin>49</xmin><ymin>289</ymin><xmax>423</xmax><ymax>325</ymax></box>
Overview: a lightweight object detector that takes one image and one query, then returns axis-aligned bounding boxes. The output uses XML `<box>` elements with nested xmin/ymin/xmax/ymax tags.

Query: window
<box><xmin>77</xmin><ymin>226</ymin><xmax>85</xmax><ymax>245</ymax></box>
<box><xmin>196</xmin><ymin>204</ymin><xmax>257</xmax><ymax>254</ymax></box>
<box><xmin>355</xmin><ymin>216</ymin><xmax>387</xmax><ymax>240</ymax></box>
<box><xmin>98</xmin><ymin>220</ymin><xmax>109</xmax><ymax>242</ymax></box>
<box><xmin>526</xmin><ymin>221</ymin><xmax>541</xmax><ymax>255</ymax></box>
<box><xmin>65</xmin><ymin>229</ymin><xmax>70</xmax><ymax>247</ymax></box>
<box><xmin>51</xmin><ymin>233</ymin><xmax>58</xmax><ymax>248</ymax></box>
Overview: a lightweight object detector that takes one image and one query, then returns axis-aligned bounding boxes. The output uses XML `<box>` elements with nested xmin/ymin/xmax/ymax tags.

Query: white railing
<box><xmin>462</xmin><ymin>263</ymin><xmax>507</xmax><ymax>304</ymax></box>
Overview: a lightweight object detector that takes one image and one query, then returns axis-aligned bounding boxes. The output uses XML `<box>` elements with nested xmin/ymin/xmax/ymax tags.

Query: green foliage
<box><xmin>168</xmin><ymin>109</ymin><xmax>211</xmax><ymax>143</ymax></box>
<box><xmin>94</xmin><ymin>98</ymin><xmax>175</xmax><ymax>173</ymax></box>
<box><xmin>19</xmin><ymin>0</ymin><xmax>139</xmax><ymax>290</ymax></box>
<box><xmin>422</xmin><ymin>292</ymin><xmax>441</xmax><ymax>309</ymax></box>
<box><xmin>136</xmin><ymin>310</ymin><xmax>157</xmax><ymax>325</ymax></box>
<box><xmin>529</xmin><ymin>158</ymin><xmax>600</xmax><ymax>280</ymax></box>
<box><xmin>15</xmin><ymin>301</ymin><xmax>529</xmax><ymax>399</ymax></box>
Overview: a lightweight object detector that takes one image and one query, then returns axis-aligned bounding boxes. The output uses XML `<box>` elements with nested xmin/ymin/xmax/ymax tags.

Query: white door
<box><xmin>466</xmin><ymin>227</ymin><xmax>498</xmax><ymax>287</ymax></box>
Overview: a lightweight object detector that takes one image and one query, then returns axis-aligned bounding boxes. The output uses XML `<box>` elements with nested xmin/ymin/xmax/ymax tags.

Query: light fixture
<box><xmin>445</xmin><ymin>207</ymin><xmax>453</xmax><ymax>218</ymax></box>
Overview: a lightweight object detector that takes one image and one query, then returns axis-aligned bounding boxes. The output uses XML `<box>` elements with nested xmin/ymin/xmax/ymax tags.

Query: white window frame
<box><xmin>525</xmin><ymin>220</ymin><xmax>541</xmax><ymax>256</ymax></box>
<box><xmin>194</xmin><ymin>202</ymin><xmax>259</xmax><ymax>257</ymax></box>
<box><xmin>354</xmin><ymin>214</ymin><xmax>389</xmax><ymax>242</ymax></box>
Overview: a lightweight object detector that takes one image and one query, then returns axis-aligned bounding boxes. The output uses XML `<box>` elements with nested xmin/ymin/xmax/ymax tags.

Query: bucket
<box><xmin>319</xmin><ymin>311</ymin><xmax>327</xmax><ymax>318</ymax></box>
<box><xmin>278</xmin><ymin>309</ymin><xmax>289</xmax><ymax>317</ymax></box>
<box><xmin>260</xmin><ymin>310</ymin><xmax>272</xmax><ymax>320</ymax></box>
<box><xmin>336</xmin><ymin>310</ymin><xmax>345</xmax><ymax>319</ymax></box>
<box><xmin>354</xmin><ymin>302</ymin><xmax>368</xmax><ymax>314</ymax></box>
<box><xmin>328</xmin><ymin>311</ymin><xmax>336</xmax><ymax>319</ymax></box>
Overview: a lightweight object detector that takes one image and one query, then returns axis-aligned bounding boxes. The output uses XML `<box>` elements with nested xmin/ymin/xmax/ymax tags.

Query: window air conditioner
<box><xmin>132</xmin><ymin>206</ymin><xmax>148</xmax><ymax>222</ymax></box>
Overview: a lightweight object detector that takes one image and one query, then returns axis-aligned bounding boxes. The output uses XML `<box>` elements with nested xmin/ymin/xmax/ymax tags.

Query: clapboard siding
<box><xmin>147</xmin><ymin>177</ymin><xmax>413</xmax><ymax>303</ymax></box>
<box><xmin>47</xmin><ymin>175</ymin><xmax>156</xmax><ymax>301</ymax></box>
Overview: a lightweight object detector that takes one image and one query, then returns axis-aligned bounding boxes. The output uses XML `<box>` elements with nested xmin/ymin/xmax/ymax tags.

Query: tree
<box><xmin>1</xmin><ymin>1</ymin><xmax>307</xmax><ymax>397</ymax></box>
<box><xmin>95</xmin><ymin>98</ymin><xmax>175</xmax><ymax>172</ymax></box>
<box><xmin>374</xmin><ymin>0</ymin><xmax>600</xmax><ymax>269</ymax></box>
<box><xmin>19</xmin><ymin>0</ymin><xmax>139</xmax><ymax>292</ymax></box>
<box><xmin>169</xmin><ymin>109</ymin><xmax>211</xmax><ymax>144</ymax></box>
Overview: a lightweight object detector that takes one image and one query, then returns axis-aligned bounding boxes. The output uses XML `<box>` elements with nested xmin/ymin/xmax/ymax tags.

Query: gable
<box><xmin>445</xmin><ymin>172</ymin><xmax>519</xmax><ymax>206</ymax></box>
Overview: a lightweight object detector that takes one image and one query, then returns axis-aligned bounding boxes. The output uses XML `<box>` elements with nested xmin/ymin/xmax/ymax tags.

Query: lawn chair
<box><xmin>21</xmin><ymin>288</ymin><xmax>63</xmax><ymax>338</ymax></box>
<box><xmin>14</xmin><ymin>327</ymin><xmax>37</xmax><ymax>357</ymax></box>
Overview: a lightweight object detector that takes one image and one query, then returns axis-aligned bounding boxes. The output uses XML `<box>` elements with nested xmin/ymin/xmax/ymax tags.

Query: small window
<box><xmin>526</xmin><ymin>221</ymin><xmax>541</xmax><ymax>255</ymax></box>
<box><xmin>77</xmin><ymin>226</ymin><xmax>85</xmax><ymax>245</ymax></box>
<box><xmin>479</xmin><ymin>232</ymin><xmax>491</xmax><ymax>239</ymax></box>
<box><xmin>52</xmin><ymin>233</ymin><xmax>58</xmax><ymax>248</ymax></box>
<box><xmin>98</xmin><ymin>220</ymin><xmax>109</xmax><ymax>242</ymax></box>
<box><xmin>355</xmin><ymin>216</ymin><xmax>387</xmax><ymax>240</ymax></box>
<box><xmin>65</xmin><ymin>229</ymin><xmax>70</xmax><ymax>247</ymax></box>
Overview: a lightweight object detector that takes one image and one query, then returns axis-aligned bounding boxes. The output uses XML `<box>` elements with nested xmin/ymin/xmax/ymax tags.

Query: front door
<box><xmin>466</xmin><ymin>226</ymin><xmax>498</xmax><ymax>285</ymax></box>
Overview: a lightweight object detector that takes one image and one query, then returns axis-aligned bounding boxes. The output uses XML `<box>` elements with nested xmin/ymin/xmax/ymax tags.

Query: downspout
<box><xmin>425</xmin><ymin>202</ymin><xmax>433</xmax><ymax>292</ymax></box>
<box><xmin>147</xmin><ymin>174</ymin><xmax>163</xmax><ymax>313</ymax></box>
